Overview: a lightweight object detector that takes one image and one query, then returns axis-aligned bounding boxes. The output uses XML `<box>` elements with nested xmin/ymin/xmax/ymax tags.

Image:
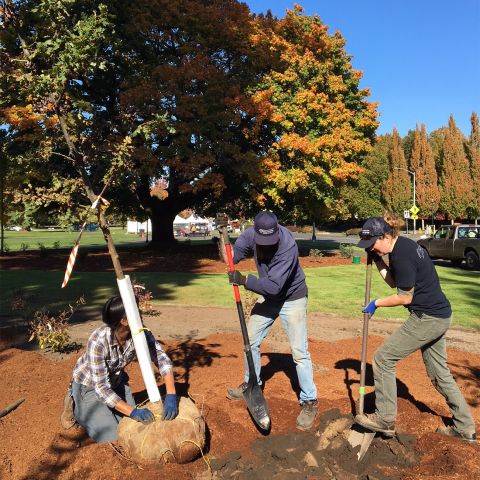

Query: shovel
<box><xmin>348</xmin><ymin>251</ymin><xmax>375</xmax><ymax>461</ymax></box>
<box><xmin>219</xmin><ymin>224</ymin><xmax>271</xmax><ymax>430</ymax></box>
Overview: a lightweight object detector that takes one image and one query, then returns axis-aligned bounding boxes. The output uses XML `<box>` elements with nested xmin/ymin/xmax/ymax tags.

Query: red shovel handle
<box><xmin>221</xmin><ymin>228</ymin><xmax>241</xmax><ymax>302</ymax></box>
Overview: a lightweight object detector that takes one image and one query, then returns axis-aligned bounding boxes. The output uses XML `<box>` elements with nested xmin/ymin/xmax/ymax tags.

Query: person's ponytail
<box><xmin>383</xmin><ymin>212</ymin><xmax>405</xmax><ymax>238</ymax></box>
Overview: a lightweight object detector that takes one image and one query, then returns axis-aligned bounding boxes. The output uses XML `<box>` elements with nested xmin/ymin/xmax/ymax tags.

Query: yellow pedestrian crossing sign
<box><xmin>410</xmin><ymin>205</ymin><xmax>419</xmax><ymax>214</ymax></box>
<box><xmin>411</xmin><ymin>214</ymin><xmax>419</xmax><ymax>220</ymax></box>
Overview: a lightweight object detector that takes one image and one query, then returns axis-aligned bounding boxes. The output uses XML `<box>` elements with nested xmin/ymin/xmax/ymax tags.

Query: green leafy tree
<box><xmin>342</xmin><ymin>134</ymin><xmax>391</xmax><ymax>219</ymax></box>
<box><xmin>382</xmin><ymin>128</ymin><xmax>412</xmax><ymax>216</ymax></box>
<box><xmin>439</xmin><ymin>115</ymin><xmax>473</xmax><ymax>222</ymax></box>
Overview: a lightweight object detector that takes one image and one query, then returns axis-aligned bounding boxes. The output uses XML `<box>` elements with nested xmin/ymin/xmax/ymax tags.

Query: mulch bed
<box><xmin>0</xmin><ymin>243</ymin><xmax>365</xmax><ymax>274</ymax></box>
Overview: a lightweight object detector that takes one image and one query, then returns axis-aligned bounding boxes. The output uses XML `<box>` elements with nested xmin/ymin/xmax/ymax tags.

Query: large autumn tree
<box><xmin>382</xmin><ymin>127</ymin><xmax>412</xmax><ymax>216</ymax></box>
<box><xmin>439</xmin><ymin>115</ymin><xmax>473</xmax><ymax>222</ymax></box>
<box><xmin>1</xmin><ymin>1</ymin><xmax>379</xmax><ymax>243</ymax></box>
<box><xmin>410</xmin><ymin>123</ymin><xmax>440</xmax><ymax>229</ymax></box>
<box><xmin>243</xmin><ymin>5</ymin><xmax>379</xmax><ymax>221</ymax></box>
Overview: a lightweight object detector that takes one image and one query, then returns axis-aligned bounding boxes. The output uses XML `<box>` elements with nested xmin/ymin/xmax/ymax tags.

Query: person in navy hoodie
<box><xmin>218</xmin><ymin>211</ymin><xmax>318</xmax><ymax>431</ymax></box>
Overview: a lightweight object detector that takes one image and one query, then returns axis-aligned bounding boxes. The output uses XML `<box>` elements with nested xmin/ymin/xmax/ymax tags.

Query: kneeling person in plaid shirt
<box><xmin>61</xmin><ymin>296</ymin><xmax>177</xmax><ymax>443</ymax></box>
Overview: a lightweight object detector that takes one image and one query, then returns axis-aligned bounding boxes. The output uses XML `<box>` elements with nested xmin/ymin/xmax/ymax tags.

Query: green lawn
<box><xmin>1</xmin><ymin>266</ymin><xmax>478</xmax><ymax>329</ymax></box>
<box><xmin>1</xmin><ymin>227</ymin><xmax>142</xmax><ymax>250</ymax></box>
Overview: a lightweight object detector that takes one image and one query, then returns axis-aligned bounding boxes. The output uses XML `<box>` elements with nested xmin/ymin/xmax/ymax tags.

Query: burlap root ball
<box><xmin>117</xmin><ymin>396</ymin><xmax>206</xmax><ymax>465</ymax></box>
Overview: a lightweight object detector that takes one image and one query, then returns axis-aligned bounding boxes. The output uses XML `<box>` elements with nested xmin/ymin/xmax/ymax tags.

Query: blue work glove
<box><xmin>362</xmin><ymin>299</ymin><xmax>378</xmax><ymax>317</ymax></box>
<box><xmin>228</xmin><ymin>270</ymin><xmax>247</xmax><ymax>286</ymax></box>
<box><xmin>130</xmin><ymin>407</ymin><xmax>155</xmax><ymax>425</ymax></box>
<box><xmin>162</xmin><ymin>394</ymin><xmax>178</xmax><ymax>421</ymax></box>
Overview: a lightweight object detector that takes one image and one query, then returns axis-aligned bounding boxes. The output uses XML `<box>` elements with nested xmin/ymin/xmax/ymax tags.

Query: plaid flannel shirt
<box><xmin>73</xmin><ymin>324</ymin><xmax>173</xmax><ymax>408</ymax></box>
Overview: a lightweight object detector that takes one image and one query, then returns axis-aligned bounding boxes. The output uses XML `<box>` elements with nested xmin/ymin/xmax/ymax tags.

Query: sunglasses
<box><xmin>359</xmin><ymin>233</ymin><xmax>376</xmax><ymax>241</ymax></box>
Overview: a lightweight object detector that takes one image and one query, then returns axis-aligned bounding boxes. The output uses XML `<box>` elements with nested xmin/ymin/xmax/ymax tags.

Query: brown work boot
<box><xmin>354</xmin><ymin>413</ymin><xmax>395</xmax><ymax>437</ymax></box>
<box><xmin>296</xmin><ymin>400</ymin><xmax>319</xmax><ymax>431</ymax></box>
<box><xmin>60</xmin><ymin>387</ymin><xmax>76</xmax><ymax>430</ymax></box>
<box><xmin>226</xmin><ymin>382</ymin><xmax>248</xmax><ymax>401</ymax></box>
<box><xmin>437</xmin><ymin>426</ymin><xmax>477</xmax><ymax>445</ymax></box>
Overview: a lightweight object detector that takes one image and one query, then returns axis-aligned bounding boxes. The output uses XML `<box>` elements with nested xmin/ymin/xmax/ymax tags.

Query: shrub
<box><xmin>339</xmin><ymin>243</ymin><xmax>355</xmax><ymax>259</ymax></box>
<box><xmin>132</xmin><ymin>279</ymin><xmax>154</xmax><ymax>313</ymax></box>
<box><xmin>77</xmin><ymin>248</ymin><xmax>90</xmax><ymax>260</ymax></box>
<box><xmin>286</xmin><ymin>226</ymin><xmax>302</xmax><ymax>233</ymax></box>
<box><xmin>345</xmin><ymin>228</ymin><xmax>362</xmax><ymax>236</ymax></box>
<box><xmin>8</xmin><ymin>287</ymin><xmax>37</xmax><ymax>323</ymax></box>
<box><xmin>20</xmin><ymin>243</ymin><xmax>29</xmax><ymax>251</ymax></box>
<box><xmin>29</xmin><ymin>297</ymin><xmax>85</xmax><ymax>352</ymax></box>
<box><xmin>53</xmin><ymin>240</ymin><xmax>61</xmax><ymax>249</ymax></box>
<box><xmin>3</xmin><ymin>243</ymin><xmax>10</xmax><ymax>253</ymax></box>
<box><xmin>300</xmin><ymin>226</ymin><xmax>313</xmax><ymax>234</ymax></box>
<box><xmin>309</xmin><ymin>249</ymin><xmax>324</xmax><ymax>261</ymax></box>
<box><xmin>37</xmin><ymin>242</ymin><xmax>50</xmax><ymax>258</ymax></box>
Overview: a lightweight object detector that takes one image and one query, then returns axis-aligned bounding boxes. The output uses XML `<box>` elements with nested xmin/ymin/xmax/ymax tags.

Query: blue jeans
<box><xmin>243</xmin><ymin>295</ymin><xmax>317</xmax><ymax>404</ymax></box>
<box><xmin>373</xmin><ymin>312</ymin><xmax>475</xmax><ymax>434</ymax></box>
<box><xmin>72</xmin><ymin>373</ymin><xmax>135</xmax><ymax>443</ymax></box>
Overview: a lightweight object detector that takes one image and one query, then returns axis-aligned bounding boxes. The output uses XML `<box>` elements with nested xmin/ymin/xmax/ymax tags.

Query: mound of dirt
<box><xmin>207</xmin><ymin>408</ymin><xmax>422</xmax><ymax>480</ymax></box>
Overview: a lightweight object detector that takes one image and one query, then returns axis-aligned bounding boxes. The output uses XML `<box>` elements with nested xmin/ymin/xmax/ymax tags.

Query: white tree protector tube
<box><xmin>117</xmin><ymin>275</ymin><xmax>161</xmax><ymax>403</ymax></box>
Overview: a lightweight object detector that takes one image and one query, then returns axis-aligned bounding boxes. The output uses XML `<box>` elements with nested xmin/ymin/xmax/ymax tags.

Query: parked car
<box><xmin>417</xmin><ymin>224</ymin><xmax>480</xmax><ymax>270</ymax></box>
<box><xmin>86</xmin><ymin>225</ymin><xmax>99</xmax><ymax>231</ymax></box>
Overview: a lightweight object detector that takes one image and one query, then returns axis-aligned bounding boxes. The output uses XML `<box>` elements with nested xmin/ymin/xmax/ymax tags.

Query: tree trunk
<box><xmin>136</xmin><ymin>174</ymin><xmax>200</xmax><ymax>245</ymax></box>
<box><xmin>150</xmin><ymin>208</ymin><xmax>177</xmax><ymax>244</ymax></box>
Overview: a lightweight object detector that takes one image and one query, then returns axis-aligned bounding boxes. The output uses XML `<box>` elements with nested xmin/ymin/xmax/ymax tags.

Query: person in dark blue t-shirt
<box><xmin>218</xmin><ymin>211</ymin><xmax>318</xmax><ymax>431</ymax></box>
<box><xmin>354</xmin><ymin>214</ymin><xmax>476</xmax><ymax>445</ymax></box>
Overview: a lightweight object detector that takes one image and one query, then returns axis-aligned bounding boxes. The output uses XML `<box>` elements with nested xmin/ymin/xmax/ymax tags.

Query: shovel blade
<box><xmin>348</xmin><ymin>423</ymin><xmax>375</xmax><ymax>461</ymax></box>
<box><xmin>243</xmin><ymin>384</ymin><xmax>270</xmax><ymax>430</ymax></box>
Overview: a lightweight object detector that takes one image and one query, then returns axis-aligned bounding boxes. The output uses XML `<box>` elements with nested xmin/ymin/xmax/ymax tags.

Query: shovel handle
<box><xmin>358</xmin><ymin>252</ymin><xmax>373</xmax><ymax>416</ymax></box>
<box><xmin>221</xmin><ymin>227</ymin><xmax>256</xmax><ymax>380</ymax></box>
<box><xmin>0</xmin><ymin>398</ymin><xmax>25</xmax><ymax>419</ymax></box>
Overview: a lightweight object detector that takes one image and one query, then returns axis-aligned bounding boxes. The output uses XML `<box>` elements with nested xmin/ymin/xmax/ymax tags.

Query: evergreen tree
<box><xmin>428</xmin><ymin>127</ymin><xmax>445</xmax><ymax>176</ymax></box>
<box><xmin>402</xmin><ymin>129</ymin><xmax>416</xmax><ymax>166</ymax></box>
<box><xmin>466</xmin><ymin>112</ymin><xmax>480</xmax><ymax>222</ymax></box>
<box><xmin>439</xmin><ymin>115</ymin><xmax>473</xmax><ymax>222</ymax></box>
<box><xmin>382</xmin><ymin>128</ymin><xmax>412</xmax><ymax>216</ymax></box>
<box><xmin>411</xmin><ymin>123</ymin><xmax>440</xmax><ymax>230</ymax></box>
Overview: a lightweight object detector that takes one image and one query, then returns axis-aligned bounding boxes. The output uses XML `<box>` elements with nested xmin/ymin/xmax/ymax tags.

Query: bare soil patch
<box><xmin>1</xmin><ymin>244</ymin><xmax>479</xmax><ymax>479</ymax></box>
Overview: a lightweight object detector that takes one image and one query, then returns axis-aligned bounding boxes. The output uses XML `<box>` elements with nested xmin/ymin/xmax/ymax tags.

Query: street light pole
<box><xmin>394</xmin><ymin>167</ymin><xmax>416</xmax><ymax>233</ymax></box>
<box><xmin>431</xmin><ymin>199</ymin><xmax>434</xmax><ymax>234</ymax></box>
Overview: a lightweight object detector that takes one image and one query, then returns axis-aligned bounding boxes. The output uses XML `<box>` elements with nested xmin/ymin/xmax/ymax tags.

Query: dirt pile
<box><xmin>205</xmin><ymin>408</ymin><xmax>421</xmax><ymax>480</ymax></box>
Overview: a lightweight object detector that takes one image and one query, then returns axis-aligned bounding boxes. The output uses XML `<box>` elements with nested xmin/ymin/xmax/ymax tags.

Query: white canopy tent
<box><xmin>173</xmin><ymin>215</ymin><xmax>189</xmax><ymax>225</ymax></box>
<box><xmin>185</xmin><ymin>214</ymin><xmax>208</xmax><ymax>224</ymax></box>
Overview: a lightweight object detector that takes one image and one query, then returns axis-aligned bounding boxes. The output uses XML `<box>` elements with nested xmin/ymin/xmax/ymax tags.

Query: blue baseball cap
<box><xmin>254</xmin><ymin>211</ymin><xmax>279</xmax><ymax>245</ymax></box>
<box><xmin>357</xmin><ymin>217</ymin><xmax>392</xmax><ymax>249</ymax></box>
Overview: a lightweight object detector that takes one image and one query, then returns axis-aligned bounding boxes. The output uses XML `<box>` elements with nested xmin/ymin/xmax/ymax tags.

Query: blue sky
<box><xmin>244</xmin><ymin>0</ymin><xmax>480</xmax><ymax>138</ymax></box>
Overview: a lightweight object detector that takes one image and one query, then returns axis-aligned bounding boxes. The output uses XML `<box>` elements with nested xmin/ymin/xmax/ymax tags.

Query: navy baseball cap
<box><xmin>254</xmin><ymin>211</ymin><xmax>279</xmax><ymax>245</ymax></box>
<box><xmin>357</xmin><ymin>217</ymin><xmax>392</xmax><ymax>249</ymax></box>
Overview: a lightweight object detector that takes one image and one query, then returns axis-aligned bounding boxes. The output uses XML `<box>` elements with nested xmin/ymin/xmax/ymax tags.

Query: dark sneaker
<box><xmin>60</xmin><ymin>389</ymin><xmax>76</xmax><ymax>430</ymax></box>
<box><xmin>296</xmin><ymin>400</ymin><xmax>319</xmax><ymax>431</ymax></box>
<box><xmin>226</xmin><ymin>382</ymin><xmax>248</xmax><ymax>401</ymax></box>
<box><xmin>437</xmin><ymin>426</ymin><xmax>477</xmax><ymax>445</ymax></box>
<box><xmin>354</xmin><ymin>413</ymin><xmax>395</xmax><ymax>436</ymax></box>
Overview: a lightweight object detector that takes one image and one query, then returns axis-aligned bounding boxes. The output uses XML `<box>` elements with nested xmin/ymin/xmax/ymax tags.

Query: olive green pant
<box><xmin>372</xmin><ymin>312</ymin><xmax>475</xmax><ymax>434</ymax></box>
